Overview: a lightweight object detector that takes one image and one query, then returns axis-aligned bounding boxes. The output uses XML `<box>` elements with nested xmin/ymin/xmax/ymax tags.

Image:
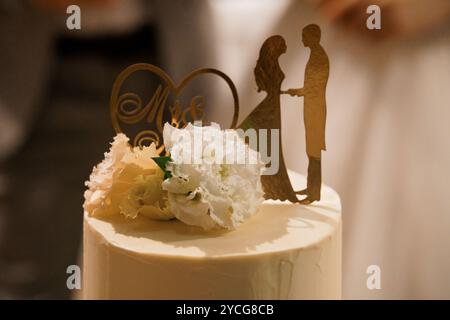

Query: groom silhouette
<box><xmin>285</xmin><ymin>24</ymin><xmax>329</xmax><ymax>204</ymax></box>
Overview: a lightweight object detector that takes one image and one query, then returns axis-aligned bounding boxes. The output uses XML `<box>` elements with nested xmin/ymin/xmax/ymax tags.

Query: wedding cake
<box><xmin>82</xmin><ymin>124</ymin><xmax>341</xmax><ymax>299</ymax></box>
<box><xmin>83</xmin><ymin>33</ymin><xmax>340</xmax><ymax>298</ymax></box>
<box><xmin>83</xmin><ymin>170</ymin><xmax>341</xmax><ymax>299</ymax></box>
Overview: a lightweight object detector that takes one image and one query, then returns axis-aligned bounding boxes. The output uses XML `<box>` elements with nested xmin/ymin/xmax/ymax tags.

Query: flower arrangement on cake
<box><xmin>84</xmin><ymin>122</ymin><xmax>265</xmax><ymax>230</ymax></box>
<box><xmin>82</xmin><ymin>26</ymin><xmax>343</xmax><ymax>299</ymax></box>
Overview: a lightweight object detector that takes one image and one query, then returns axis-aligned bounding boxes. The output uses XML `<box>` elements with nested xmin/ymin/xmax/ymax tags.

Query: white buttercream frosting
<box><xmin>82</xmin><ymin>171</ymin><xmax>342</xmax><ymax>299</ymax></box>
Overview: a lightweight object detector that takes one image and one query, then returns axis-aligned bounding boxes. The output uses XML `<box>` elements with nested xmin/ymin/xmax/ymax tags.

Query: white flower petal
<box><xmin>163</xmin><ymin>123</ymin><xmax>265</xmax><ymax>230</ymax></box>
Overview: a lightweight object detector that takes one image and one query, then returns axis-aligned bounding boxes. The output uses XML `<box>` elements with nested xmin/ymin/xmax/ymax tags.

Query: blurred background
<box><xmin>1</xmin><ymin>0</ymin><xmax>450</xmax><ymax>299</ymax></box>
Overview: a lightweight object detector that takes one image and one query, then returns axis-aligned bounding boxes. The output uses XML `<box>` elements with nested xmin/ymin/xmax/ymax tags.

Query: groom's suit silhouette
<box><xmin>286</xmin><ymin>24</ymin><xmax>329</xmax><ymax>204</ymax></box>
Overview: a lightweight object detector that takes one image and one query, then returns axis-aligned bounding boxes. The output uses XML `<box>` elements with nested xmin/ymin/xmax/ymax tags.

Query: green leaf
<box><xmin>152</xmin><ymin>156</ymin><xmax>172</xmax><ymax>180</ymax></box>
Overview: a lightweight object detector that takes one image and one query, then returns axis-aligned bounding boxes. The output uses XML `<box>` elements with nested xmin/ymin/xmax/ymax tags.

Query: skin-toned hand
<box><xmin>319</xmin><ymin>0</ymin><xmax>450</xmax><ymax>40</ymax></box>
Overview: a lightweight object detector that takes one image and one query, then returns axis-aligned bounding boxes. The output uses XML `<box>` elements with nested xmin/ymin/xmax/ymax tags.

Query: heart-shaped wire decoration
<box><xmin>110</xmin><ymin>63</ymin><xmax>239</xmax><ymax>154</ymax></box>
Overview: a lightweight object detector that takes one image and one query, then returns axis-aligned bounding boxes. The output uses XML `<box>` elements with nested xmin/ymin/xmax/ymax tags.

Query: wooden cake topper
<box><xmin>110</xmin><ymin>63</ymin><xmax>239</xmax><ymax>154</ymax></box>
<box><xmin>109</xmin><ymin>23</ymin><xmax>329</xmax><ymax>205</ymax></box>
<box><xmin>239</xmin><ymin>24</ymin><xmax>329</xmax><ymax>204</ymax></box>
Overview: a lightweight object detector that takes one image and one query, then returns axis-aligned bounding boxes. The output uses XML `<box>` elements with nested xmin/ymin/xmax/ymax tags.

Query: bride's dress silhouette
<box><xmin>239</xmin><ymin>35</ymin><xmax>298</xmax><ymax>203</ymax></box>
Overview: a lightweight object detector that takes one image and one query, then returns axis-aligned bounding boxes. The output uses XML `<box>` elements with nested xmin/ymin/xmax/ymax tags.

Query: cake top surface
<box><xmin>85</xmin><ymin>170</ymin><xmax>341</xmax><ymax>259</ymax></box>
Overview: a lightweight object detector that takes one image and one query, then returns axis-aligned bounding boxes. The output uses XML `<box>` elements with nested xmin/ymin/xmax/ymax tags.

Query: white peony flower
<box><xmin>83</xmin><ymin>133</ymin><xmax>173</xmax><ymax>220</ymax></box>
<box><xmin>162</xmin><ymin>123</ymin><xmax>265</xmax><ymax>230</ymax></box>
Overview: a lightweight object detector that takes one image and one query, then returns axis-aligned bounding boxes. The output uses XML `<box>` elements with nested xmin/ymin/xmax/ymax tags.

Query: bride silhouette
<box><xmin>239</xmin><ymin>35</ymin><xmax>298</xmax><ymax>203</ymax></box>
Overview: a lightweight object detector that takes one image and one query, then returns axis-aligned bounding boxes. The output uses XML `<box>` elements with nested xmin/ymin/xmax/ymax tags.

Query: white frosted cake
<box><xmin>83</xmin><ymin>170</ymin><xmax>341</xmax><ymax>299</ymax></box>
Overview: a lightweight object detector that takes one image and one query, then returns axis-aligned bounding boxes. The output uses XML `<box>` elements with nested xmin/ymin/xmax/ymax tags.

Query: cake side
<box><xmin>83</xmin><ymin>170</ymin><xmax>342</xmax><ymax>299</ymax></box>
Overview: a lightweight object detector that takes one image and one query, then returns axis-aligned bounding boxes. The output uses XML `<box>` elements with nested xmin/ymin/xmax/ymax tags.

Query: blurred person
<box><xmin>313</xmin><ymin>0</ymin><xmax>450</xmax><ymax>299</ymax></box>
<box><xmin>208</xmin><ymin>0</ymin><xmax>450</xmax><ymax>299</ymax></box>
